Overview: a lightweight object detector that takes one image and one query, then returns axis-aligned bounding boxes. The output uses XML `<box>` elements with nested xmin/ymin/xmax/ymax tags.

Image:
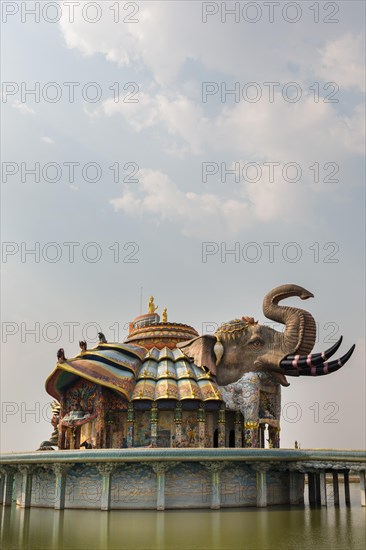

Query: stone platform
<box><xmin>1</xmin><ymin>449</ymin><xmax>365</xmax><ymax>510</ymax></box>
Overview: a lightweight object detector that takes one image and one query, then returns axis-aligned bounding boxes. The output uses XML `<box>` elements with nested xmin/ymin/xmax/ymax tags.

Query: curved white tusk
<box><xmin>214</xmin><ymin>338</ymin><xmax>224</xmax><ymax>366</ymax></box>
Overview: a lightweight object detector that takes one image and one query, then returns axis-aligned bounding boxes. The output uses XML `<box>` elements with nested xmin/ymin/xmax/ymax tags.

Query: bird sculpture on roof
<box><xmin>57</xmin><ymin>348</ymin><xmax>66</xmax><ymax>363</ymax></box>
<box><xmin>98</xmin><ymin>332</ymin><xmax>107</xmax><ymax>344</ymax></box>
<box><xmin>79</xmin><ymin>340</ymin><xmax>87</xmax><ymax>353</ymax></box>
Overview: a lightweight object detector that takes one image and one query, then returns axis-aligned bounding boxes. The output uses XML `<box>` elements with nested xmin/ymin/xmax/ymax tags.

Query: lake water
<box><xmin>1</xmin><ymin>484</ymin><xmax>365</xmax><ymax>550</ymax></box>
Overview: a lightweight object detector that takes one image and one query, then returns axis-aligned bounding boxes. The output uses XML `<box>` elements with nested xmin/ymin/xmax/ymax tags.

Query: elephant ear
<box><xmin>177</xmin><ymin>335</ymin><xmax>217</xmax><ymax>375</ymax></box>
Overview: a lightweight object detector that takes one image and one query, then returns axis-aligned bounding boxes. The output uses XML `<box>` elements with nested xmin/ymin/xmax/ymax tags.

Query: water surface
<box><xmin>1</xmin><ymin>484</ymin><xmax>365</xmax><ymax>550</ymax></box>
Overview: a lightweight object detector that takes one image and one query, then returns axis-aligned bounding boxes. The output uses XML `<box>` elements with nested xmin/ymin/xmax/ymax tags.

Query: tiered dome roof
<box><xmin>132</xmin><ymin>346</ymin><xmax>221</xmax><ymax>401</ymax></box>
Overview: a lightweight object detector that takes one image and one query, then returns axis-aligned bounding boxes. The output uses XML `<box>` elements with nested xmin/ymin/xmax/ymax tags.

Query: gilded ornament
<box><xmin>148</xmin><ymin>296</ymin><xmax>158</xmax><ymax>314</ymax></box>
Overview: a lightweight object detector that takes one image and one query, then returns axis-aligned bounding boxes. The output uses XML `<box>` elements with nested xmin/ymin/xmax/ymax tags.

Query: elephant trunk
<box><xmin>262</xmin><ymin>284</ymin><xmax>317</xmax><ymax>355</ymax></box>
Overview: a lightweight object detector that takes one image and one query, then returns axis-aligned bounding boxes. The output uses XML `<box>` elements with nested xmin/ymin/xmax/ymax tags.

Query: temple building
<box><xmin>5</xmin><ymin>286</ymin><xmax>361</xmax><ymax>512</ymax></box>
<box><xmin>45</xmin><ymin>298</ymin><xmax>280</xmax><ymax>450</ymax></box>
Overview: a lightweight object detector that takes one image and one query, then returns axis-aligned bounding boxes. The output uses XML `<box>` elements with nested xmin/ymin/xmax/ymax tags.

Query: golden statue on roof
<box><xmin>148</xmin><ymin>296</ymin><xmax>158</xmax><ymax>314</ymax></box>
<box><xmin>162</xmin><ymin>308</ymin><xmax>168</xmax><ymax>323</ymax></box>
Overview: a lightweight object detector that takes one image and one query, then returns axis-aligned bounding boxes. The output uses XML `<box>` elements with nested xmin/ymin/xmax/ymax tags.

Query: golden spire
<box><xmin>162</xmin><ymin>307</ymin><xmax>168</xmax><ymax>323</ymax></box>
<box><xmin>148</xmin><ymin>296</ymin><xmax>158</xmax><ymax>314</ymax></box>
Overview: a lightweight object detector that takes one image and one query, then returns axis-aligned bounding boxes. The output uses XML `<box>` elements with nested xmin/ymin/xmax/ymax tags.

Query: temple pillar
<box><xmin>332</xmin><ymin>471</ymin><xmax>340</xmax><ymax>506</ymax></box>
<box><xmin>244</xmin><ymin>421</ymin><xmax>259</xmax><ymax>448</ymax></box>
<box><xmin>259</xmin><ymin>424</ymin><xmax>265</xmax><ymax>448</ymax></box>
<box><xmin>234</xmin><ymin>412</ymin><xmax>242</xmax><ymax>448</ymax></box>
<box><xmin>218</xmin><ymin>404</ymin><xmax>226</xmax><ymax>448</ymax></box>
<box><xmin>97</xmin><ymin>423</ymin><xmax>105</xmax><ymax>449</ymax></box>
<box><xmin>197</xmin><ymin>404</ymin><xmax>206</xmax><ymax>447</ymax></box>
<box><xmin>319</xmin><ymin>471</ymin><xmax>327</xmax><ymax>506</ymax></box>
<box><xmin>344</xmin><ymin>470</ymin><xmax>351</xmax><ymax>506</ymax></box>
<box><xmin>95</xmin><ymin>389</ymin><xmax>107</xmax><ymax>448</ymax></box>
<box><xmin>53</xmin><ymin>463</ymin><xmax>72</xmax><ymax>510</ymax></box>
<box><xmin>58</xmin><ymin>397</ymin><xmax>66</xmax><ymax>449</ymax></box>
<box><xmin>150</xmin><ymin>402</ymin><xmax>159</xmax><ymax>447</ymax></box>
<box><xmin>127</xmin><ymin>403</ymin><xmax>135</xmax><ymax>447</ymax></box>
<box><xmin>315</xmin><ymin>473</ymin><xmax>321</xmax><ymax>505</ymax></box>
<box><xmin>174</xmin><ymin>403</ymin><xmax>182</xmax><ymax>447</ymax></box>
<box><xmin>2</xmin><ymin>467</ymin><xmax>15</xmax><ymax>506</ymax></box>
<box><xmin>359</xmin><ymin>470</ymin><xmax>366</xmax><ymax>507</ymax></box>
<box><xmin>289</xmin><ymin>470</ymin><xmax>298</xmax><ymax>505</ymax></box>
<box><xmin>308</xmin><ymin>472</ymin><xmax>317</xmax><ymax>506</ymax></box>
<box><xmin>0</xmin><ymin>472</ymin><xmax>4</xmax><ymax>505</ymax></box>
<box><xmin>150</xmin><ymin>463</ymin><xmax>180</xmax><ymax>511</ymax></box>
<box><xmin>202</xmin><ymin>463</ymin><xmax>224</xmax><ymax>510</ymax></box>
<box><xmin>152</xmin><ymin>463</ymin><xmax>167</xmax><ymax>510</ymax></box>
<box><xmin>58</xmin><ymin>426</ymin><xmax>63</xmax><ymax>450</ymax></box>
<box><xmin>19</xmin><ymin>465</ymin><xmax>33</xmax><ymax>508</ymax></box>
<box><xmin>252</xmin><ymin>463</ymin><xmax>269</xmax><ymax>508</ymax></box>
<box><xmin>97</xmin><ymin>463</ymin><xmax>117</xmax><ymax>511</ymax></box>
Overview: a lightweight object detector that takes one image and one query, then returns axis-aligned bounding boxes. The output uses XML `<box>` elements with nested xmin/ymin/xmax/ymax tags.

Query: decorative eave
<box><xmin>45</xmin><ymin>342</ymin><xmax>146</xmax><ymax>401</ymax></box>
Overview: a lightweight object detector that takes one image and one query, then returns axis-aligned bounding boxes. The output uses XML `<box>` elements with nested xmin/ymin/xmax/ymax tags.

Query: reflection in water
<box><xmin>1</xmin><ymin>485</ymin><xmax>365</xmax><ymax>550</ymax></box>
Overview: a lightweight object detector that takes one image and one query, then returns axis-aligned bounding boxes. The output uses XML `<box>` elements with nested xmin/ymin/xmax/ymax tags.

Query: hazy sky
<box><xmin>1</xmin><ymin>0</ymin><xmax>365</xmax><ymax>453</ymax></box>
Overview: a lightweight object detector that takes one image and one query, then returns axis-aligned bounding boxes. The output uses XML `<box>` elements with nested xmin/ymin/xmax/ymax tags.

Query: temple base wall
<box><xmin>3</xmin><ymin>448</ymin><xmax>364</xmax><ymax>511</ymax></box>
<box><xmin>13</xmin><ymin>462</ymin><xmax>301</xmax><ymax>510</ymax></box>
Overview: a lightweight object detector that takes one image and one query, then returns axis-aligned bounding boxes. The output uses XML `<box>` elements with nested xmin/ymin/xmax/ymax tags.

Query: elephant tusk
<box><xmin>280</xmin><ymin>337</ymin><xmax>343</xmax><ymax>369</ymax></box>
<box><xmin>213</xmin><ymin>338</ymin><xmax>224</xmax><ymax>366</ymax></box>
<box><xmin>281</xmin><ymin>344</ymin><xmax>355</xmax><ymax>377</ymax></box>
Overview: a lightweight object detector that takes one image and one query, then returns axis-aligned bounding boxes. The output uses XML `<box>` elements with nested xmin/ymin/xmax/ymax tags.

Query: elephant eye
<box><xmin>250</xmin><ymin>339</ymin><xmax>264</xmax><ymax>348</ymax></box>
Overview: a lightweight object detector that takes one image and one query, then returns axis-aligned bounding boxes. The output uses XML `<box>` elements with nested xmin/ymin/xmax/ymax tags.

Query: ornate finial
<box><xmin>148</xmin><ymin>296</ymin><xmax>158</xmax><ymax>314</ymax></box>
<box><xmin>162</xmin><ymin>307</ymin><xmax>168</xmax><ymax>323</ymax></box>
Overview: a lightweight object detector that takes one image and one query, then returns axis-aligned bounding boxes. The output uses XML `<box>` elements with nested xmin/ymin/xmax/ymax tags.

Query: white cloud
<box><xmin>60</xmin><ymin>4</ymin><xmax>365</xmax><ymax>163</ymax></box>
<box><xmin>11</xmin><ymin>100</ymin><xmax>35</xmax><ymax>115</ymax></box>
<box><xmin>110</xmin><ymin>166</ymin><xmax>313</xmax><ymax>238</ymax></box>
<box><xmin>102</xmin><ymin>92</ymin><xmax>209</xmax><ymax>156</ymax></box>
<box><xmin>59</xmin><ymin>3</ymin><xmax>206</xmax><ymax>86</ymax></box>
<box><xmin>60</xmin><ymin>3</ymin><xmax>364</xmax><ymax>233</ymax></box>
<box><xmin>100</xmin><ymin>89</ymin><xmax>364</xmax><ymax>160</ymax></box>
<box><xmin>110</xmin><ymin>168</ymin><xmax>243</xmax><ymax>237</ymax></box>
<box><xmin>317</xmin><ymin>34</ymin><xmax>365</xmax><ymax>92</ymax></box>
<box><xmin>60</xmin><ymin>3</ymin><xmax>359</xmax><ymax>88</ymax></box>
<box><xmin>41</xmin><ymin>136</ymin><xmax>55</xmax><ymax>144</ymax></box>
<box><xmin>329</xmin><ymin>103</ymin><xmax>365</xmax><ymax>156</ymax></box>
<box><xmin>214</xmin><ymin>95</ymin><xmax>364</xmax><ymax>160</ymax></box>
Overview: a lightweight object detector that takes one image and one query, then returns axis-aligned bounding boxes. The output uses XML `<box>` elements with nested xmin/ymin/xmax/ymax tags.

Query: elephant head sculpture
<box><xmin>177</xmin><ymin>284</ymin><xmax>355</xmax><ymax>388</ymax></box>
